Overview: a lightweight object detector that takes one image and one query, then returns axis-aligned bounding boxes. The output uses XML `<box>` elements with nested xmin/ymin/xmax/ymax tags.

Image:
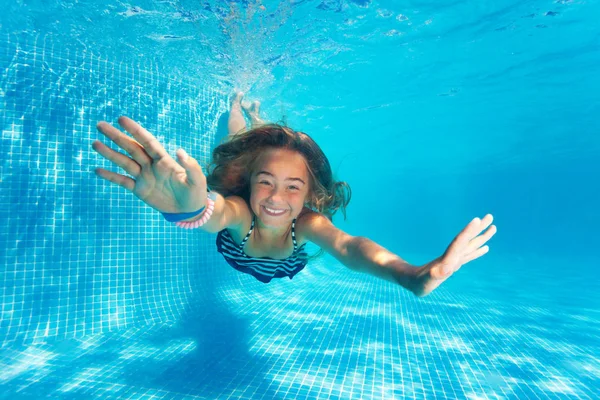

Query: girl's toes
<box><xmin>230</xmin><ymin>91</ymin><xmax>244</xmax><ymax>107</ymax></box>
<box><xmin>241</xmin><ymin>100</ymin><xmax>252</xmax><ymax>111</ymax></box>
<box><xmin>251</xmin><ymin>101</ymin><xmax>261</xmax><ymax>114</ymax></box>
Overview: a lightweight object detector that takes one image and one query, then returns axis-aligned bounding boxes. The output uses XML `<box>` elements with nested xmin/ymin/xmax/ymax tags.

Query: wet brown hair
<box><xmin>205</xmin><ymin>124</ymin><xmax>351</xmax><ymax>258</ymax></box>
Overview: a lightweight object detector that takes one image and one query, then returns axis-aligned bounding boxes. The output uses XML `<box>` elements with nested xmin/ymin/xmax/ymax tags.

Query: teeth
<box><xmin>264</xmin><ymin>206</ymin><xmax>285</xmax><ymax>215</ymax></box>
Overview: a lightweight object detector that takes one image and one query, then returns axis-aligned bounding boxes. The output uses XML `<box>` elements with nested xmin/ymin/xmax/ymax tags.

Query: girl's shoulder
<box><xmin>222</xmin><ymin>195</ymin><xmax>253</xmax><ymax>244</ymax></box>
<box><xmin>294</xmin><ymin>207</ymin><xmax>321</xmax><ymax>246</ymax></box>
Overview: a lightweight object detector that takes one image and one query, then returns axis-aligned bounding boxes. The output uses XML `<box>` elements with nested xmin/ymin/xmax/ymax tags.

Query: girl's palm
<box><xmin>412</xmin><ymin>214</ymin><xmax>497</xmax><ymax>297</ymax></box>
<box><xmin>432</xmin><ymin>214</ymin><xmax>497</xmax><ymax>279</ymax></box>
<box><xmin>92</xmin><ymin>116</ymin><xmax>207</xmax><ymax>214</ymax></box>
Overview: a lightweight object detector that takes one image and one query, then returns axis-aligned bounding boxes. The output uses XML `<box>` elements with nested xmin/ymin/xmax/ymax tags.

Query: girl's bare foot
<box><xmin>227</xmin><ymin>91</ymin><xmax>247</xmax><ymax>136</ymax></box>
<box><xmin>230</xmin><ymin>91</ymin><xmax>244</xmax><ymax>109</ymax></box>
<box><xmin>241</xmin><ymin>100</ymin><xmax>266</xmax><ymax>127</ymax></box>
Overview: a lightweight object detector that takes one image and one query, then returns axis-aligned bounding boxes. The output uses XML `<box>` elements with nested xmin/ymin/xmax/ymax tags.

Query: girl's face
<box><xmin>250</xmin><ymin>148</ymin><xmax>310</xmax><ymax>228</ymax></box>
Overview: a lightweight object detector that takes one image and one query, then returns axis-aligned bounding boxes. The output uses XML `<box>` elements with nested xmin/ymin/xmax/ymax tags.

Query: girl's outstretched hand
<box><xmin>92</xmin><ymin>116</ymin><xmax>207</xmax><ymax>214</ymax></box>
<box><xmin>412</xmin><ymin>214</ymin><xmax>497</xmax><ymax>297</ymax></box>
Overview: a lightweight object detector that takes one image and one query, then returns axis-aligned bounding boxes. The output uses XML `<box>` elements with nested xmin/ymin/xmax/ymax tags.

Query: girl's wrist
<box><xmin>160</xmin><ymin>190</ymin><xmax>212</xmax><ymax>223</ymax></box>
<box><xmin>161</xmin><ymin>204</ymin><xmax>206</xmax><ymax>223</ymax></box>
<box><xmin>180</xmin><ymin>203</ymin><xmax>208</xmax><ymax>222</ymax></box>
<box><xmin>175</xmin><ymin>194</ymin><xmax>215</xmax><ymax>229</ymax></box>
<box><xmin>160</xmin><ymin>191</ymin><xmax>215</xmax><ymax>229</ymax></box>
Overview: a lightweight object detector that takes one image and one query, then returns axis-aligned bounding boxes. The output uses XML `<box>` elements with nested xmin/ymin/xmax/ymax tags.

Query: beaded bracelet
<box><xmin>160</xmin><ymin>191</ymin><xmax>216</xmax><ymax>228</ymax></box>
<box><xmin>175</xmin><ymin>194</ymin><xmax>215</xmax><ymax>229</ymax></box>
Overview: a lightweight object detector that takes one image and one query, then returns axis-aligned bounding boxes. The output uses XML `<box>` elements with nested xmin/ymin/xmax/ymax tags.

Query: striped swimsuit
<box><xmin>216</xmin><ymin>216</ymin><xmax>308</xmax><ymax>283</ymax></box>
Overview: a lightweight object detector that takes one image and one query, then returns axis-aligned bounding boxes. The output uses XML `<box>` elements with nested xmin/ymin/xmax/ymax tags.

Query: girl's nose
<box><xmin>267</xmin><ymin>189</ymin><xmax>285</xmax><ymax>203</ymax></box>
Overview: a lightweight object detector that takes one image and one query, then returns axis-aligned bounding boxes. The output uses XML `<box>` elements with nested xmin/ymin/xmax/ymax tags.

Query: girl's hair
<box><xmin>205</xmin><ymin>124</ymin><xmax>351</xmax><ymax>259</ymax></box>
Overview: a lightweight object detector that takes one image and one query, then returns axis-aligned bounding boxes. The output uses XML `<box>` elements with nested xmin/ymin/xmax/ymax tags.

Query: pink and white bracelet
<box><xmin>175</xmin><ymin>193</ymin><xmax>216</xmax><ymax>229</ymax></box>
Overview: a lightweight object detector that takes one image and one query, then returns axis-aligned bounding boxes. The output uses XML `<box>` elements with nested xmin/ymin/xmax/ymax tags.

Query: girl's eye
<box><xmin>259</xmin><ymin>181</ymin><xmax>299</xmax><ymax>191</ymax></box>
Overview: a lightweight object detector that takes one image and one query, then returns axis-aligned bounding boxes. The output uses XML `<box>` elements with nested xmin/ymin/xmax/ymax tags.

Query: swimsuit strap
<box><xmin>291</xmin><ymin>218</ymin><xmax>298</xmax><ymax>251</ymax></box>
<box><xmin>239</xmin><ymin>216</ymin><xmax>255</xmax><ymax>249</ymax></box>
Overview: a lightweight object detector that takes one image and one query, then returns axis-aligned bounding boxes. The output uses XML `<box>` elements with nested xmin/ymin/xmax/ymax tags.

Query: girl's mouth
<box><xmin>262</xmin><ymin>205</ymin><xmax>287</xmax><ymax>216</ymax></box>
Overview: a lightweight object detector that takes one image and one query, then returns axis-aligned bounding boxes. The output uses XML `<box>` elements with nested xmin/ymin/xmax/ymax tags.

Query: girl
<box><xmin>92</xmin><ymin>92</ymin><xmax>497</xmax><ymax>296</ymax></box>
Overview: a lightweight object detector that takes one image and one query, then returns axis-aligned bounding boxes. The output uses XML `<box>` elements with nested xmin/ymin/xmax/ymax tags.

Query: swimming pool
<box><xmin>1</xmin><ymin>1</ymin><xmax>599</xmax><ymax>399</ymax></box>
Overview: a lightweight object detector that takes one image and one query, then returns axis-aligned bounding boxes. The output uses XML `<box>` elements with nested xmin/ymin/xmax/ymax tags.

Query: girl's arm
<box><xmin>300</xmin><ymin>212</ymin><xmax>496</xmax><ymax>297</ymax></box>
<box><xmin>300</xmin><ymin>212</ymin><xmax>419</xmax><ymax>292</ymax></box>
<box><xmin>93</xmin><ymin>116</ymin><xmax>249</xmax><ymax>235</ymax></box>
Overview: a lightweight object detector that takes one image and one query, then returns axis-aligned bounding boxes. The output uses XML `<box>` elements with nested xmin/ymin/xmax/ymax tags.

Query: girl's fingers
<box><xmin>97</xmin><ymin>121</ymin><xmax>153</xmax><ymax>166</ymax></box>
<box><xmin>460</xmin><ymin>214</ymin><xmax>494</xmax><ymax>244</ymax></box>
<box><xmin>94</xmin><ymin>168</ymin><xmax>136</xmax><ymax>192</ymax></box>
<box><xmin>92</xmin><ymin>140</ymin><xmax>142</xmax><ymax>177</ymax></box>
<box><xmin>448</xmin><ymin>216</ymin><xmax>483</xmax><ymax>253</ymax></box>
<box><xmin>468</xmin><ymin>214</ymin><xmax>493</xmax><ymax>239</ymax></box>
<box><xmin>479</xmin><ymin>214</ymin><xmax>494</xmax><ymax>231</ymax></box>
<box><xmin>466</xmin><ymin>224</ymin><xmax>497</xmax><ymax>254</ymax></box>
<box><xmin>446</xmin><ymin>214</ymin><xmax>494</xmax><ymax>256</ymax></box>
<box><xmin>462</xmin><ymin>245</ymin><xmax>489</xmax><ymax>265</ymax></box>
<box><xmin>117</xmin><ymin>116</ymin><xmax>169</xmax><ymax>161</ymax></box>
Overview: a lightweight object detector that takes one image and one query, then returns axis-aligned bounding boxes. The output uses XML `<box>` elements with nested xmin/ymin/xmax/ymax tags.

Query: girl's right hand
<box><xmin>92</xmin><ymin>116</ymin><xmax>207</xmax><ymax>215</ymax></box>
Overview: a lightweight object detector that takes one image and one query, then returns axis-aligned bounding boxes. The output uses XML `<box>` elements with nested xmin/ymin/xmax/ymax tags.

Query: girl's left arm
<box><xmin>300</xmin><ymin>212</ymin><xmax>497</xmax><ymax>297</ymax></box>
<box><xmin>300</xmin><ymin>212</ymin><xmax>420</xmax><ymax>293</ymax></box>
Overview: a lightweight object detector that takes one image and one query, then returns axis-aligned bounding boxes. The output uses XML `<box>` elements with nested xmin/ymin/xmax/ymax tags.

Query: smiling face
<box><xmin>249</xmin><ymin>148</ymin><xmax>311</xmax><ymax>229</ymax></box>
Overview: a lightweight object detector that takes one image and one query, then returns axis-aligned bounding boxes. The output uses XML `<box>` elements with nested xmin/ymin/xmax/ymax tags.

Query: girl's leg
<box><xmin>227</xmin><ymin>92</ymin><xmax>247</xmax><ymax>138</ymax></box>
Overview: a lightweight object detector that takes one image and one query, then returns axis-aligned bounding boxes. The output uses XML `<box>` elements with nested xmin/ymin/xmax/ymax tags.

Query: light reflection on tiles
<box><xmin>1</xmin><ymin>30</ymin><xmax>599</xmax><ymax>400</ymax></box>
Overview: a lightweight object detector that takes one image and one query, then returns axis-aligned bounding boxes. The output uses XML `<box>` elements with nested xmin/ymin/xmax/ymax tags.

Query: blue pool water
<box><xmin>1</xmin><ymin>1</ymin><xmax>599</xmax><ymax>399</ymax></box>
